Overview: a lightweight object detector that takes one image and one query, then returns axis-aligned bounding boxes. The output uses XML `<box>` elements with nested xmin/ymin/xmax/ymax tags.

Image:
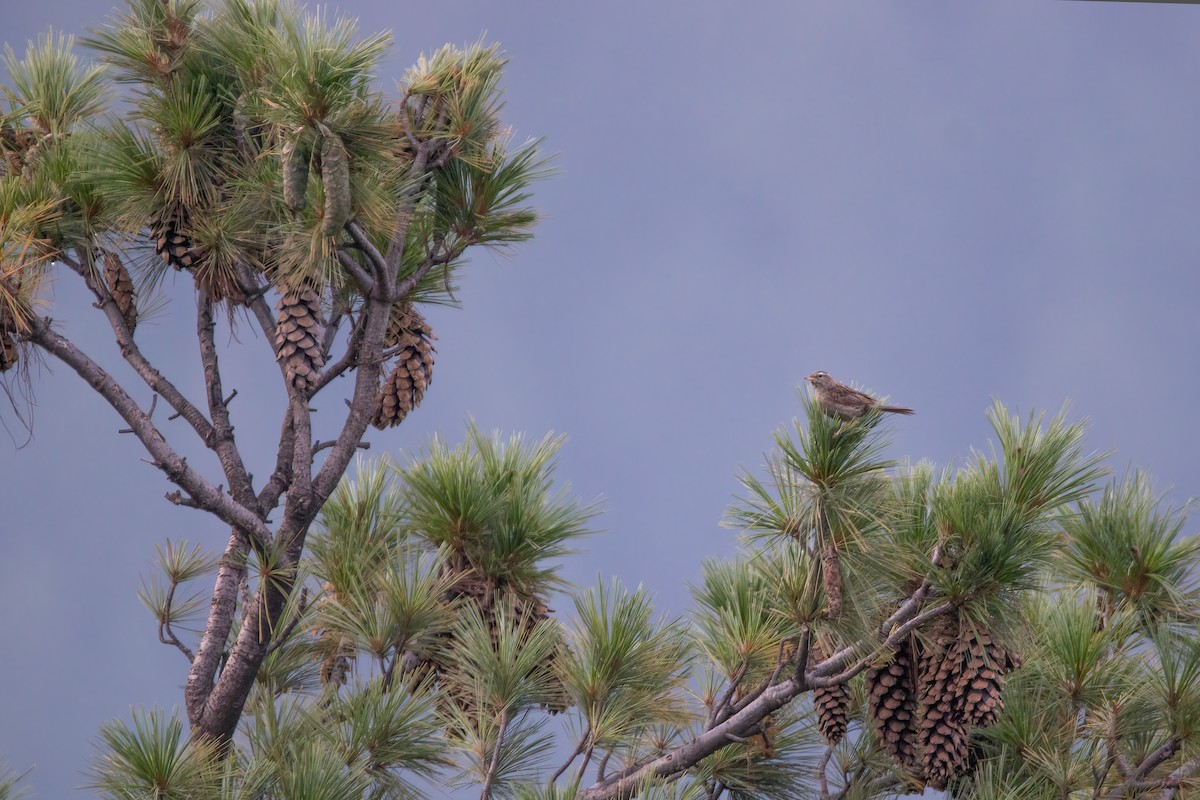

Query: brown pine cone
<box><xmin>811</xmin><ymin>642</ymin><xmax>850</xmax><ymax>745</ymax></box>
<box><xmin>274</xmin><ymin>284</ymin><xmax>325</xmax><ymax>393</ymax></box>
<box><xmin>373</xmin><ymin>302</ymin><xmax>435</xmax><ymax>429</ymax></box>
<box><xmin>103</xmin><ymin>252</ymin><xmax>137</xmax><ymax>332</ymax></box>
<box><xmin>867</xmin><ymin>637</ymin><xmax>919</xmax><ymax>770</ymax></box>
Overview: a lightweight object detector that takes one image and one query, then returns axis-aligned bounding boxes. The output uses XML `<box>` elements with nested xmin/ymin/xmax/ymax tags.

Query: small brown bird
<box><xmin>806</xmin><ymin>371</ymin><xmax>914</xmax><ymax>422</ymax></box>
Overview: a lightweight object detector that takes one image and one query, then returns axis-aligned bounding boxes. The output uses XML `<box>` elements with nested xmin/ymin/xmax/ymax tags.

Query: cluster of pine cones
<box><xmin>805</xmin><ymin>614</ymin><xmax>1018</xmax><ymax>790</ymax></box>
<box><xmin>272</xmin><ymin>283</ymin><xmax>435</xmax><ymax>423</ymax></box>
<box><xmin>803</xmin><ymin>621</ymin><xmax>1016</xmax><ymax>789</ymax></box>
<box><xmin>373</xmin><ymin>302</ymin><xmax>435</xmax><ymax>429</ymax></box>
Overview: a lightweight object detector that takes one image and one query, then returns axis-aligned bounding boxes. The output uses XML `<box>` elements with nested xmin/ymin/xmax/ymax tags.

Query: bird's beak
<box><xmin>804</xmin><ymin>373</ymin><xmax>815</xmax><ymax>383</ymax></box>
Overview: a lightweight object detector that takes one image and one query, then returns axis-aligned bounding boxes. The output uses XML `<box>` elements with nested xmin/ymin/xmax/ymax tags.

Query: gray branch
<box><xmin>26</xmin><ymin>315</ymin><xmax>270</xmax><ymax>544</ymax></box>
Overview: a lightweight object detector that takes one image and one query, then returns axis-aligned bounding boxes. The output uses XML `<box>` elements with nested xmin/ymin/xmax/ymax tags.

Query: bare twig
<box><xmin>310</xmin><ymin>314</ymin><xmax>367</xmax><ymax>395</ymax></box>
<box><xmin>65</xmin><ymin>250</ymin><xmax>219</xmax><ymax>449</ymax></box>
<box><xmin>551</xmin><ymin>726</ymin><xmax>590</xmax><ymax>784</ymax></box>
<box><xmin>818</xmin><ymin>745</ymin><xmax>834</xmax><ymax>800</ymax></box>
<box><xmin>165</xmin><ymin>490</ymin><xmax>203</xmax><ymax>510</ymax></box>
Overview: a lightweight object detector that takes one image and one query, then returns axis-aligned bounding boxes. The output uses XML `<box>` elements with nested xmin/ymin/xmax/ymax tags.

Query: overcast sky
<box><xmin>3</xmin><ymin>1</ymin><xmax>1200</xmax><ymax>796</ymax></box>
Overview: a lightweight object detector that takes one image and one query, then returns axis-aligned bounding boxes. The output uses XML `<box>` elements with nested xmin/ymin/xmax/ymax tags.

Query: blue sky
<box><xmin>3</xmin><ymin>1</ymin><xmax>1200</xmax><ymax>796</ymax></box>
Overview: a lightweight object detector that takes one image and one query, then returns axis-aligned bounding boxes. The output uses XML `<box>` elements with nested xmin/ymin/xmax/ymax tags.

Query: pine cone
<box><xmin>274</xmin><ymin>284</ymin><xmax>325</xmax><ymax>393</ymax></box>
<box><xmin>921</xmin><ymin>713</ymin><xmax>969</xmax><ymax>790</ymax></box>
<box><xmin>956</xmin><ymin>628</ymin><xmax>1009</xmax><ymax>728</ymax></box>
<box><xmin>153</xmin><ymin>210</ymin><xmax>201</xmax><ymax>271</ymax></box>
<box><xmin>867</xmin><ymin>637</ymin><xmax>919</xmax><ymax>770</ymax></box>
<box><xmin>812</xmin><ymin>643</ymin><xmax>850</xmax><ymax>745</ymax></box>
<box><xmin>916</xmin><ymin>618</ymin><xmax>972</xmax><ymax>788</ymax></box>
<box><xmin>103</xmin><ymin>253</ymin><xmax>137</xmax><ymax>332</ymax></box>
<box><xmin>373</xmin><ymin>303</ymin><xmax>435</xmax><ymax>429</ymax></box>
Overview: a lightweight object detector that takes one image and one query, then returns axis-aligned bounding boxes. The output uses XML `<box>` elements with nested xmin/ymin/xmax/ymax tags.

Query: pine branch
<box><xmin>336</xmin><ymin>249</ymin><xmax>375</xmax><ymax>296</ymax></box>
<box><xmin>806</xmin><ymin>601</ymin><xmax>954</xmax><ymax>688</ymax></box>
<box><xmin>256</xmin><ymin>405</ymin><xmax>295</xmax><ymax>514</ymax></box>
<box><xmin>62</xmin><ymin>250</ymin><xmax>220</xmax><ymax>456</ymax></box>
<box><xmin>25</xmin><ymin>314</ymin><xmax>270</xmax><ymax>545</ymax></box>
<box><xmin>196</xmin><ymin>290</ymin><xmax>257</xmax><ymax>513</ymax></box>
<box><xmin>480</xmin><ymin>708</ymin><xmax>510</xmax><ymax>800</ymax></box>
<box><xmin>580</xmin><ymin>581</ymin><xmax>945</xmax><ymax>800</ymax></box>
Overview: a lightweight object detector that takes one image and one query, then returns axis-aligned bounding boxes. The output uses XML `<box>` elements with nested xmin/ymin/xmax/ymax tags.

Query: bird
<box><xmin>805</xmin><ymin>371</ymin><xmax>914</xmax><ymax>422</ymax></box>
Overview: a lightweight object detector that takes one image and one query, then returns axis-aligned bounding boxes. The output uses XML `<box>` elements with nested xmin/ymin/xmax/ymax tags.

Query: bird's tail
<box><xmin>880</xmin><ymin>406</ymin><xmax>914</xmax><ymax>415</ymax></box>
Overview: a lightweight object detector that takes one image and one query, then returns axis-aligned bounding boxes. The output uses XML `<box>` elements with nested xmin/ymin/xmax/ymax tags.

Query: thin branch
<box><xmin>197</xmin><ymin>289</ymin><xmax>257</xmax><ymax>513</ymax></box>
<box><xmin>1161</xmin><ymin>758</ymin><xmax>1200</xmax><ymax>799</ymax></box>
<box><xmin>480</xmin><ymin>708</ymin><xmax>510</xmax><ymax>800</ymax></box>
<box><xmin>256</xmin><ymin>405</ymin><xmax>295</xmax><ymax>514</ymax></box>
<box><xmin>320</xmin><ymin>308</ymin><xmax>344</xmax><ymax>365</ymax></box>
<box><xmin>336</xmin><ymin>249</ymin><xmax>375</xmax><ymax>296</ymax></box>
<box><xmin>345</xmin><ymin>219</ymin><xmax>387</xmax><ymax>283</ymax></box>
<box><xmin>596</xmin><ymin>747</ymin><xmax>614</xmax><ymax>782</ymax></box>
<box><xmin>818</xmin><ymin>745</ymin><xmax>834</xmax><ymax>800</ymax></box>
<box><xmin>1134</xmin><ymin>739</ymin><xmax>1182</xmax><ymax>780</ymax></box>
<box><xmin>580</xmin><ymin>586</ymin><xmax>948</xmax><ymax>800</ymax></box>
<box><xmin>310</xmin><ymin>314</ymin><xmax>367</xmax><ymax>395</ymax></box>
<box><xmin>158</xmin><ymin>578</ymin><xmax>196</xmax><ymax>663</ymax></box>
<box><xmin>575</xmin><ymin>745</ymin><xmax>596</xmax><ymax>791</ymax></box>
<box><xmin>835</xmin><ymin>761</ymin><xmax>868</xmax><ymax>800</ymax></box>
<box><xmin>66</xmin><ymin>250</ymin><xmax>218</xmax><ymax>449</ymax></box>
<box><xmin>719</xmin><ymin>637</ymin><xmax>796</xmax><ymax>723</ymax></box>
<box><xmin>793</xmin><ymin>624</ymin><xmax>813</xmax><ymax>681</ymax></box>
<box><xmin>807</xmin><ymin>601</ymin><xmax>954</xmax><ymax>688</ymax></box>
<box><xmin>579</xmin><ymin>676</ymin><xmax>806</xmax><ymax>800</ymax></box>
<box><xmin>709</xmin><ymin>660</ymin><xmax>748</xmax><ymax>728</ymax></box>
<box><xmin>27</xmin><ymin>315</ymin><xmax>270</xmax><ymax>545</ymax></box>
<box><xmin>118</xmin><ymin>394</ymin><xmax>156</xmax><ymax>434</ymax></box>
<box><xmin>233</xmin><ymin>261</ymin><xmax>280</xmax><ymax>355</ymax></box>
<box><xmin>551</xmin><ymin>726</ymin><xmax>590</xmax><ymax>784</ymax></box>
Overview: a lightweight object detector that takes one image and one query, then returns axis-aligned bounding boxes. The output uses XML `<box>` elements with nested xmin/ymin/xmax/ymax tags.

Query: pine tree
<box><xmin>0</xmin><ymin>0</ymin><xmax>547</xmax><ymax>749</ymax></box>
